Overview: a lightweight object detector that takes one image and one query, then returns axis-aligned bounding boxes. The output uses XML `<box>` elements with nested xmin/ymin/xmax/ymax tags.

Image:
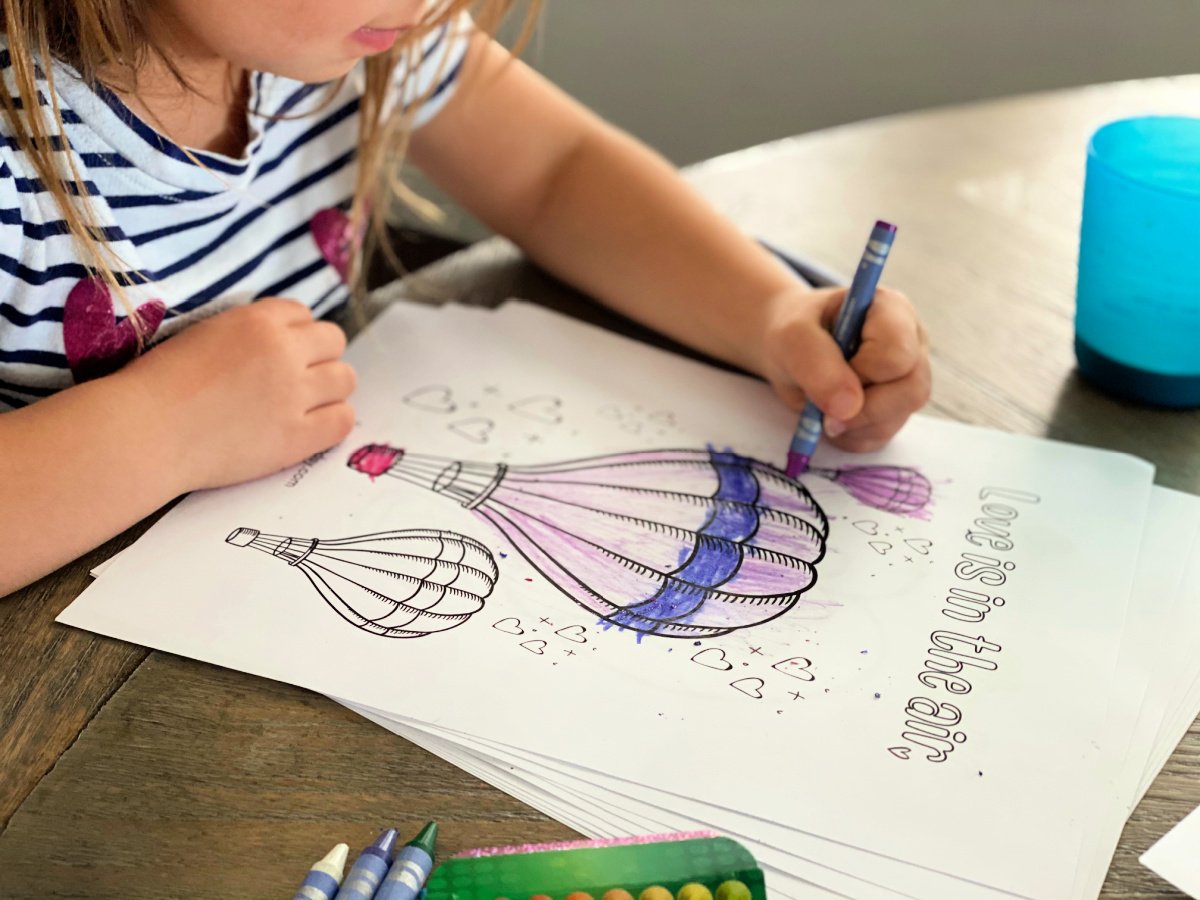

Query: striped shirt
<box><xmin>0</xmin><ymin>22</ymin><xmax>470</xmax><ymax>411</ymax></box>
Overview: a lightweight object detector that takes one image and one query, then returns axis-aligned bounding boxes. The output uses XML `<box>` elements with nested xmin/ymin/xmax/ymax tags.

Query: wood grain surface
<box><xmin>3</xmin><ymin>77</ymin><xmax>1200</xmax><ymax>898</ymax></box>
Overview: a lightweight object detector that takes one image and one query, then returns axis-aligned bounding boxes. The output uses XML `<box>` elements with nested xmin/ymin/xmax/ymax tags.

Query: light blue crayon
<box><xmin>375</xmin><ymin>821</ymin><xmax>438</xmax><ymax>900</ymax></box>
<box><xmin>785</xmin><ymin>220</ymin><xmax>898</xmax><ymax>479</ymax></box>
<box><xmin>333</xmin><ymin>828</ymin><xmax>398</xmax><ymax>900</ymax></box>
<box><xmin>293</xmin><ymin>843</ymin><xmax>349</xmax><ymax>900</ymax></box>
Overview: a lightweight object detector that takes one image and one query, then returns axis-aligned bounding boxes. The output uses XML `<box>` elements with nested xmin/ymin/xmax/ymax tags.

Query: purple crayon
<box><xmin>785</xmin><ymin>221</ymin><xmax>898</xmax><ymax>479</ymax></box>
<box><xmin>376</xmin><ymin>821</ymin><xmax>438</xmax><ymax>900</ymax></box>
<box><xmin>334</xmin><ymin>828</ymin><xmax>398</xmax><ymax>900</ymax></box>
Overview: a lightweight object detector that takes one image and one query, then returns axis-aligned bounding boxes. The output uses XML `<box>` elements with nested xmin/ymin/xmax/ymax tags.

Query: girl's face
<box><xmin>155</xmin><ymin>0</ymin><xmax>432</xmax><ymax>81</ymax></box>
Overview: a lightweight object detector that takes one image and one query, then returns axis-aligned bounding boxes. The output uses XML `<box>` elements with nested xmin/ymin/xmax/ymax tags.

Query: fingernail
<box><xmin>825</xmin><ymin>418</ymin><xmax>847</xmax><ymax>438</ymax></box>
<box><xmin>828</xmin><ymin>390</ymin><xmax>858</xmax><ymax>421</ymax></box>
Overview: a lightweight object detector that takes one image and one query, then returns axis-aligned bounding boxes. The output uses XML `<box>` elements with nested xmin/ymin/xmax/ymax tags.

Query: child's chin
<box><xmin>262</xmin><ymin>57</ymin><xmax>360</xmax><ymax>85</ymax></box>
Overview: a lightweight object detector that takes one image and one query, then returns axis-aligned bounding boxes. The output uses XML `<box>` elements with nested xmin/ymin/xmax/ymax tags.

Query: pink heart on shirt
<box><xmin>310</xmin><ymin>207</ymin><xmax>355</xmax><ymax>282</ymax></box>
<box><xmin>63</xmin><ymin>277</ymin><xmax>165</xmax><ymax>383</ymax></box>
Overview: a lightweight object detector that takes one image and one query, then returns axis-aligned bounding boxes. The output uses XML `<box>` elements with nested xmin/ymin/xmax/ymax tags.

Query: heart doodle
<box><xmin>492</xmin><ymin>617</ymin><xmax>524</xmax><ymax>635</ymax></box>
<box><xmin>771</xmin><ymin>657</ymin><xmax>815</xmax><ymax>682</ymax></box>
<box><xmin>852</xmin><ymin>520</ymin><xmax>880</xmax><ymax>536</ymax></box>
<box><xmin>403</xmin><ymin>385</ymin><xmax>457</xmax><ymax>414</ymax></box>
<box><xmin>730</xmin><ymin>677</ymin><xmax>765</xmax><ymax>699</ymax></box>
<box><xmin>904</xmin><ymin>538</ymin><xmax>933</xmax><ymax>555</ymax></box>
<box><xmin>555</xmin><ymin>625</ymin><xmax>588</xmax><ymax>644</ymax></box>
<box><xmin>509</xmin><ymin>395</ymin><xmax>563</xmax><ymax>424</ymax></box>
<box><xmin>869</xmin><ymin>541</ymin><xmax>892</xmax><ymax>555</ymax></box>
<box><xmin>449</xmin><ymin>417</ymin><xmax>495</xmax><ymax>444</ymax></box>
<box><xmin>888</xmin><ymin>746</ymin><xmax>912</xmax><ymax>760</ymax></box>
<box><xmin>691</xmin><ymin>647</ymin><xmax>733</xmax><ymax>671</ymax></box>
<box><xmin>520</xmin><ymin>640</ymin><xmax>547</xmax><ymax>655</ymax></box>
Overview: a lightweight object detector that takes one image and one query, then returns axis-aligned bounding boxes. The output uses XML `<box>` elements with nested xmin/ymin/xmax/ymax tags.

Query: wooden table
<box><xmin>4</xmin><ymin>76</ymin><xmax>1200</xmax><ymax>898</ymax></box>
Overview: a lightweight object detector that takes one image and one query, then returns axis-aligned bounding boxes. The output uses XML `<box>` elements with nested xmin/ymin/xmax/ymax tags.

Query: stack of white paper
<box><xmin>68</xmin><ymin>300</ymin><xmax>1200</xmax><ymax>899</ymax></box>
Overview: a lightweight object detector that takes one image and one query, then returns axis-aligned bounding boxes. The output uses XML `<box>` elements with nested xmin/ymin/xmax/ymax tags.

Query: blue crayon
<box><xmin>334</xmin><ymin>828</ymin><xmax>398</xmax><ymax>900</ymax></box>
<box><xmin>785</xmin><ymin>220</ymin><xmax>897</xmax><ymax>479</ymax></box>
<box><xmin>293</xmin><ymin>843</ymin><xmax>349</xmax><ymax>900</ymax></box>
<box><xmin>375</xmin><ymin>821</ymin><xmax>438</xmax><ymax>900</ymax></box>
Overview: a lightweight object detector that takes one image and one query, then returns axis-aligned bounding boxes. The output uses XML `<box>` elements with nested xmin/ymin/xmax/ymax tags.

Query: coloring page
<box><xmin>62</xmin><ymin>300</ymin><xmax>1155</xmax><ymax>898</ymax></box>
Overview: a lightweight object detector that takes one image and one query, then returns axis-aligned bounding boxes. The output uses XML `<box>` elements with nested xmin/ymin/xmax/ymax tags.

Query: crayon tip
<box><xmin>785</xmin><ymin>452</ymin><xmax>810</xmax><ymax>480</ymax></box>
<box><xmin>371</xmin><ymin>828</ymin><xmax>400</xmax><ymax>859</ymax></box>
<box><xmin>322</xmin><ymin>843</ymin><xmax>350</xmax><ymax>875</ymax></box>
<box><xmin>409</xmin><ymin>821</ymin><xmax>439</xmax><ymax>858</ymax></box>
<box><xmin>874</xmin><ymin>220</ymin><xmax>897</xmax><ymax>233</ymax></box>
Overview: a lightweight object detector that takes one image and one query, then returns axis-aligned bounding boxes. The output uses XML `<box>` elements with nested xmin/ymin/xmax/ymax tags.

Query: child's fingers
<box><xmin>302</xmin><ymin>400</ymin><xmax>357</xmax><ymax>451</ymax></box>
<box><xmin>824</xmin><ymin>357</ymin><xmax>932</xmax><ymax>450</ymax></box>
<box><xmin>305</xmin><ymin>360</ymin><xmax>358</xmax><ymax>410</ymax></box>
<box><xmin>851</xmin><ymin>288</ymin><xmax>924</xmax><ymax>385</ymax></box>
<box><xmin>302</xmin><ymin>320</ymin><xmax>349</xmax><ymax>364</ymax></box>
<box><xmin>776</xmin><ymin>321</ymin><xmax>864</xmax><ymax>421</ymax></box>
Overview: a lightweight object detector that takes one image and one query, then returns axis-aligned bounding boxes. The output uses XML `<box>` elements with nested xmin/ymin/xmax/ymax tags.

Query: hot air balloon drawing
<box><xmin>346</xmin><ymin>445</ymin><xmax>834</xmax><ymax>638</ymax></box>
<box><xmin>225</xmin><ymin>527</ymin><xmax>497</xmax><ymax>638</ymax></box>
<box><xmin>806</xmin><ymin>464</ymin><xmax>933</xmax><ymax>519</ymax></box>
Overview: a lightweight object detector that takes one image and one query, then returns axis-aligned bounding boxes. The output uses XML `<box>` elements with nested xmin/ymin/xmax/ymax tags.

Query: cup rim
<box><xmin>1088</xmin><ymin>115</ymin><xmax>1200</xmax><ymax>200</ymax></box>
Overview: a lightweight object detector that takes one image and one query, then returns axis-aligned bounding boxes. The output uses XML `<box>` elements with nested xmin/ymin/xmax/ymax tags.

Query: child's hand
<box><xmin>760</xmin><ymin>285</ymin><xmax>930</xmax><ymax>452</ymax></box>
<box><xmin>118</xmin><ymin>298</ymin><xmax>357</xmax><ymax>491</ymax></box>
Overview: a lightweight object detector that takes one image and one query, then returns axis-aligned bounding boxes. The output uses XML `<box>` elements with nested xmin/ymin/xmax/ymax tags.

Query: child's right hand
<box><xmin>118</xmin><ymin>298</ymin><xmax>357</xmax><ymax>491</ymax></box>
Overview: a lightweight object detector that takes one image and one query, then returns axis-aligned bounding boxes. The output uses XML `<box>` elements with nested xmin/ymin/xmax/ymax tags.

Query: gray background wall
<box><xmin>517</xmin><ymin>0</ymin><xmax>1200</xmax><ymax>165</ymax></box>
<box><xmin>408</xmin><ymin>1</ymin><xmax>1199</xmax><ymax>240</ymax></box>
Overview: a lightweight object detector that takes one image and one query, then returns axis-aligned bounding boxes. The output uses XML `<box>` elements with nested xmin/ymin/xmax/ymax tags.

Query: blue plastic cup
<box><xmin>1074</xmin><ymin>116</ymin><xmax>1200</xmax><ymax>406</ymax></box>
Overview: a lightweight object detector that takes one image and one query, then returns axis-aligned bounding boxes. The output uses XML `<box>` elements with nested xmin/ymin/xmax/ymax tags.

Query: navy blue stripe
<box><xmin>0</xmin><ymin>49</ymin><xmax>44</xmax><ymax>78</ymax></box>
<box><xmin>0</xmin><ymin>252</ymin><xmax>90</xmax><ymax>285</ymax></box>
<box><xmin>255</xmin><ymin>257</ymin><xmax>328</xmax><ymax>299</ymax></box>
<box><xmin>173</xmin><ymin>221</ymin><xmax>315</xmax><ymax>313</ymax></box>
<box><xmin>151</xmin><ymin>149</ymin><xmax>354</xmax><ymax>281</ymax></box>
<box><xmin>1</xmin><ymin>160</ymin><xmax>100</xmax><ymax>198</ymax></box>
<box><xmin>0</xmin><ymin>376</ymin><xmax>56</xmax><ymax>397</ymax></box>
<box><xmin>0</xmin><ymin>208</ymin><xmax>124</xmax><ymax>242</ymax></box>
<box><xmin>125</xmin><ymin>207</ymin><xmax>237</xmax><ymax>246</ymax></box>
<box><xmin>79</xmin><ymin>152</ymin><xmax>136</xmax><ymax>169</ymax></box>
<box><xmin>106</xmin><ymin>187</ymin><xmax>222</xmax><ymax>208</ymax></box>
<box><xmin>257</xmin><ymin>98</ymin><xmax>360</xmax><ymax>180</ymax></box>
<box><xmin>312</xmin><ymin>282</ymin><xmax>346</xmax><ymax>316</ymax></box>
<box><xmin>0</xmin><ymin>301</ymin><xmax>64</xmax><ymax>326</ymax></box>
<box><xmin>92</xmin><ymin>83</ymin><xmax>251</xmax><ymax>177</ymax></box>
<box><xmin>5</xmin><ymin>95</ymin><xmax>84</xmax><ymax>124</ymax></box>
<box><xmin>0</xmin><ymin>391</ymin><xmax>30</xmax><ymax>409</ymax></box>
<box><xmin>262</xmin><ymin>83</ymin><xmax>325</xmax><ymax>130</ymax></box>
<box><xmin>0</xmin><ymin>134</ymin><xmax>133</xmax><ymax>172</ymax></box>
<box><xmin>0</xmin><ymin>149</ymin><xmax>350</xmax><ymax>286</ymax></box>
<box><xmin>0</xmin><ymin>347</ymin><xmax>67</xmax><ymax>367</ymax></box>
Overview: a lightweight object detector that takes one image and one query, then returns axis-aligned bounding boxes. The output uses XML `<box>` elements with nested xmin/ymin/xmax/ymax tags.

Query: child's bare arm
<box><xmin>0</xmin><ymin>299</ymin><xmax>355</xmax><ymax>596</ymax></box>
<box><xmin>410</xmin><ymin>36</ymin><xmax>929</xmax><ymax>450</ymax></box>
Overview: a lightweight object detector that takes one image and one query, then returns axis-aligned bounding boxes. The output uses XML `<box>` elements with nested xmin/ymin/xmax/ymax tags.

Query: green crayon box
<box><xmin>423</xmin><ymin>832</ymin><xmax>767</xmax><ymax>900</ymax></box>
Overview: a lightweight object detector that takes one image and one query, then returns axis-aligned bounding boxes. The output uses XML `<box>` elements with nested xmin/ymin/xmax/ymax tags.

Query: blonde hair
<box><xmin>0</xmin><ymin>0</ymin><xmax>537</xmax><ymax>338</ymax></box>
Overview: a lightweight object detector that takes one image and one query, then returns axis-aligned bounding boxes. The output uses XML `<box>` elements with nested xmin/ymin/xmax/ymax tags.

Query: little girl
<box><xmin>0</xmin><ymin>0</ymin><xmax>930</xmax><ymax>594</ymax></box>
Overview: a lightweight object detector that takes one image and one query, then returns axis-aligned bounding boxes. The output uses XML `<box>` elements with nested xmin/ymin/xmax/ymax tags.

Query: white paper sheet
<box><xmin>60</xmin><ymin>300</ymin><xmax>1157</xmax><ymax>899</ymax></box>
<box><xmin>341</xmin><ymin>485</ymin><xmax>1200</xmax><ymax>900</ymax></box>
<box><xmin>1141</xmin><ymin>804</ymin><xmax>1200</xmax><ymax>897</ymax></box>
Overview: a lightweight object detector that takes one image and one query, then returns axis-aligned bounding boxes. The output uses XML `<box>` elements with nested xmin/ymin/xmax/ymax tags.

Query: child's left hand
<box><xmin>759</xmin><ymin>284</ymin><xmax>931</xmax><ymax>453</ymax></box>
